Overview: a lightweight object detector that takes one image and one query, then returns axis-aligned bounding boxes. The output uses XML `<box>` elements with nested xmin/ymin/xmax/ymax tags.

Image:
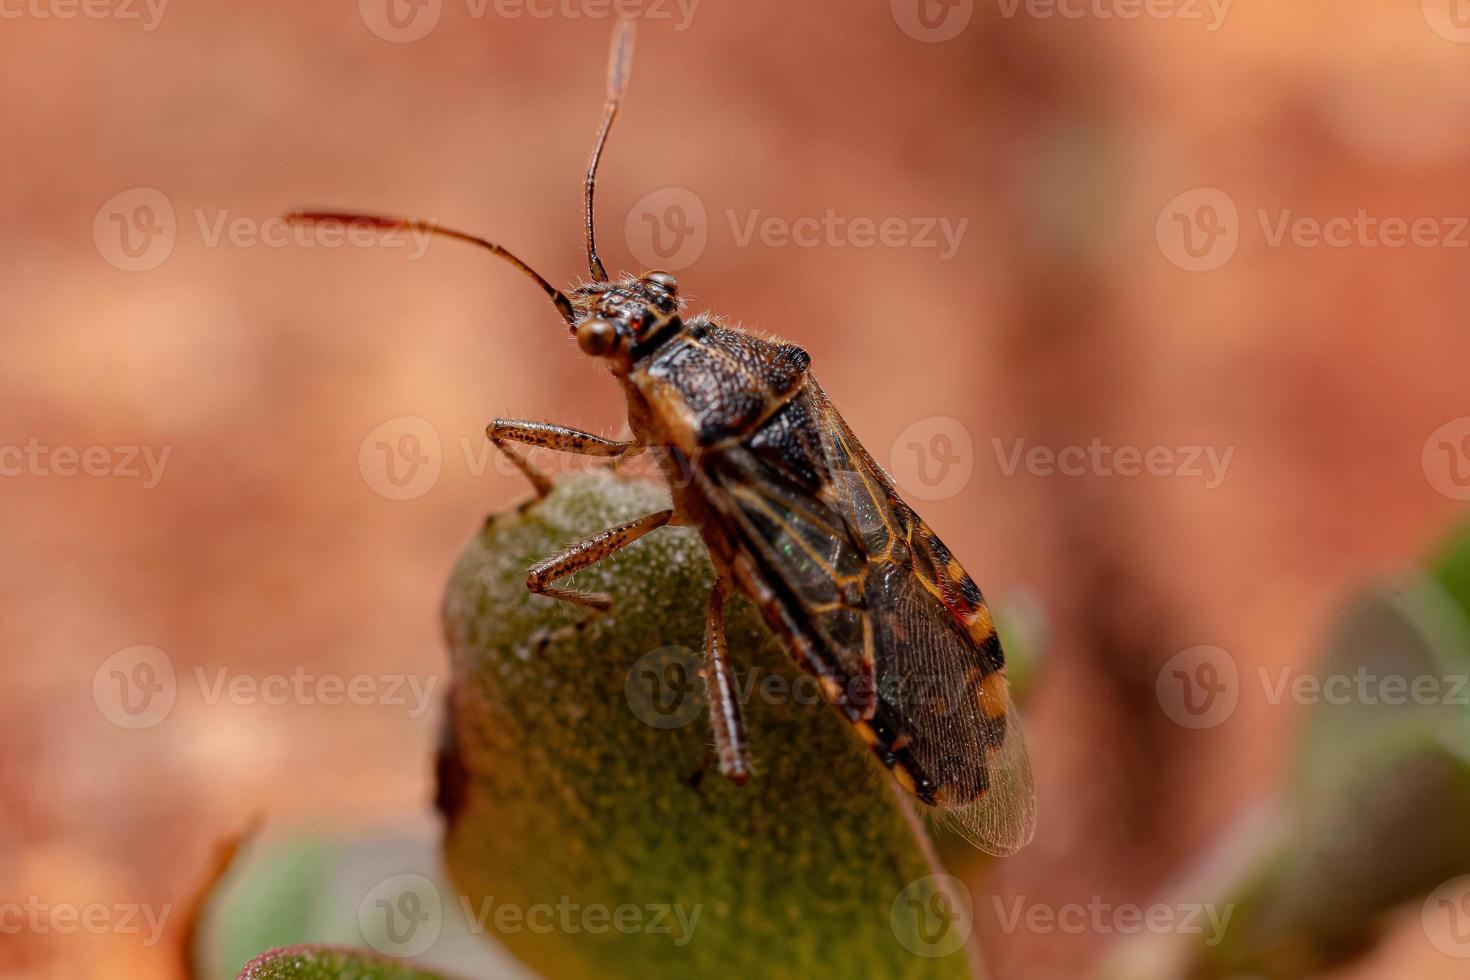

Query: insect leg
<box><xmin>702</xmin><ymin>579</ymin><xmax>752</xmax><ymax>786</ymax></box>
<box><xmin>488</xmin><ymin>418</ymin><xmax>641</xmax><ymax>498</ymax></box>
<box><xmin>527</xmin><ymin>508</ymin><xmax>673</xmax><ymax>610</ymax></box>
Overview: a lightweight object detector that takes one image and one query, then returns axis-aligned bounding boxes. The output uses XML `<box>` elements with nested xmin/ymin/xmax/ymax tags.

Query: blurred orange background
<box><xmin>3</xmin><ymin>1</ymin><xmax>1470</xmax><ymax>977</ymax></box>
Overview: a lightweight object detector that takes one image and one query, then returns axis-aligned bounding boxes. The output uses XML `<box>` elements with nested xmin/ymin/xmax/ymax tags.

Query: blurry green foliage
<box><xmin>1107</xmin><ymin>520</ymin><xmax>1470</xmax><ymax>980</ymax></box>
<box><xmin>238</xmin><ymin>946</ymin><xmax>453</xmax><ymax>980</ymax></box>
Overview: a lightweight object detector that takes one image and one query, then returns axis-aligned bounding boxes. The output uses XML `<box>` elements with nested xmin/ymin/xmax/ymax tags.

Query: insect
<box><xmin>290</xmin><ymin>22</ymin><xmax>1035</xmax><ymax>856</ymax></box>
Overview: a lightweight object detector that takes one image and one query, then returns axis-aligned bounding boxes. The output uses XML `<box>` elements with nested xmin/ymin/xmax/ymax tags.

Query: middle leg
<box><xmin>702</xmin><ymin>579</ymin><xmax>752</xmax><ymax>786</ymax></box>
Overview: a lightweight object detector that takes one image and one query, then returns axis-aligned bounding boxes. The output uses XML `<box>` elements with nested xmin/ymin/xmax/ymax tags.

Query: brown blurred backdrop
<box><xmin>3</xmin><ymin>1</ymin><xmax>1470</xmax><ymax>977</ymax></box>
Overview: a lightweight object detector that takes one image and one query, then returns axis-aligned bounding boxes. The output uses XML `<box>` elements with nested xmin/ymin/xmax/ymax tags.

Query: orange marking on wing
<box><xmin>965</xmin><ymin>604</ymin><xmax>996</xmax><ymax>648</ymax></box>
<box><xmin>976</xmin><ymin>669</ymin><xmax>1010</xmax><ymax>721</ymax></box>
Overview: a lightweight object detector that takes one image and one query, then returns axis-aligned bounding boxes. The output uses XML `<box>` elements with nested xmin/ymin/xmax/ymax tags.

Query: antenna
<box><xmin>585</xmin><ymin>19</ymin><xmax>636</xmax><ymax>283</ymax></box>
<box><xmin>285</xmin><ymin>210</ymin><xmax>576</xmax><ymax>327</ymax></box>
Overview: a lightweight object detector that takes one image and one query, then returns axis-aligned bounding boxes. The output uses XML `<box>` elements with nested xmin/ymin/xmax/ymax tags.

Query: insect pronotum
<box><xmin>290</xmin><ymin>21</ymin><xmax>1035</xmax><ymax>856</ymax></box>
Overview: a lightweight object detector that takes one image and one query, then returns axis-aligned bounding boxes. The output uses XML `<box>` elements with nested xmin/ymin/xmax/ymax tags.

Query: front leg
<box><xmin>488</xmin><ymin>418</ymin><xmax>640</xmax><ymax>498</ymax></box>
<box><xmin>527</xmin><ymin>509</ymin><xmax>674</xmax><ymax>611</ymax></box>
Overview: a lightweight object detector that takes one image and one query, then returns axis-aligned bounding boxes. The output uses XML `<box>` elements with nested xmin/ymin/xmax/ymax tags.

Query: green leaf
<box><xmin>203</xmin><ymin>830</ymin><xmax>534</xmax><ymax>980</ymax></box>
<box><xmin>208</xmin><ymin>838</ymin><xmax>345</xmax><ymax>978</ymax></box>
<box><xmin>1429</xmin><ymin>518</ymin><xmax>1470</xmax><ymax>625</ymax></box>
<box><xmin>1242</xmin><ymin>579</ymin><xmax>1470</xmax><ymax>973</ymax></box>
<box><xmin>1104</xmin><ymin>577</ymin><xmax>1470</xmax><ymax>979</ymax></box>
<box><xmin>438</xmin><ymin>471</ymin><xmax>983</xmax><ymax>980</ymax></box>
<box><xmin>1294</xmin><ymin>579</ymin><xmax>1470</xmax><ymax>807</ymax></box>
<box><xmin>238</xmin><ymin>945</ymin><xmax>453</xmax><ymax>980</ymax></box>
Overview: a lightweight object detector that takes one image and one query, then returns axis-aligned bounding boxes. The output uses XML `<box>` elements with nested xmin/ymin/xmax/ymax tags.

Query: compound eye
<box><xmin>576</xmin><ymin>317</ymin><xmax>621</xmax><ymax>357</ymax></box>
<box><xmin>643</xmin><ymin>271</ymin><xmax>679</xmax><ymax>295</ymax></box>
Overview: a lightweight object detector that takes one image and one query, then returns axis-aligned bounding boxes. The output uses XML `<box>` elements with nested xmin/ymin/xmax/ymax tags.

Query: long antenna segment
<box><xmin>284</xmin><ymin>210</ymin><xmax>577</xmax><ymax>327</ymax></box>
<box><xmin>585</xmin><ymin>19</ymin><xmax>636</xmax><ymax>283</ymax></box>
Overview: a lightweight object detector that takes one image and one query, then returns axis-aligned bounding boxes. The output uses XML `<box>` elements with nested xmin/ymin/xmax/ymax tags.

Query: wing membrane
<box><xmin>703</xmin><ymin>378</ymin><xmax>1035</xmax><ymax>855</ymax></box>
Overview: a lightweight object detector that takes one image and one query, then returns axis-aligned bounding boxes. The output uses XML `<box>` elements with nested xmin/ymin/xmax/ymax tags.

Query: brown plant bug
<box><xmin>289</xmin><ymin>21</ymin><xmax>1034</xmax><ymax>855</ymax></box>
